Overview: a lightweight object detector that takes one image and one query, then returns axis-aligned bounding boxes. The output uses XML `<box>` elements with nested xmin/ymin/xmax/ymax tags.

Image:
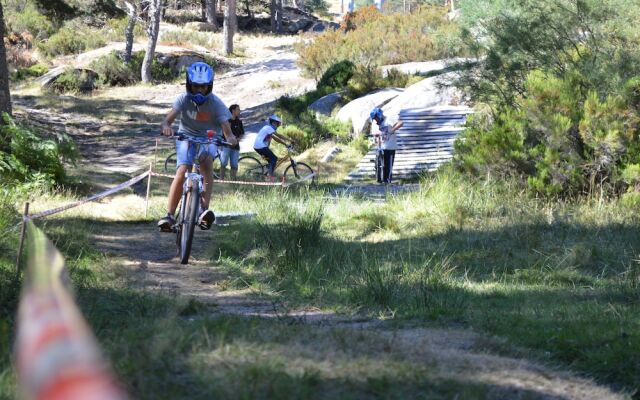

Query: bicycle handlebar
<box><xmin>168</xmin><ymin>133</ymin><xmax>232</xmax><ymax>147</ymax></box>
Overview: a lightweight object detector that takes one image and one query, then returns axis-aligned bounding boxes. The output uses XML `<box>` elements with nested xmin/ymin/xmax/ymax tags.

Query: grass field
<box><xmin>0</xmin><ymin>162</ymin><xmax>638</xmax><ymax>398</ymax></box>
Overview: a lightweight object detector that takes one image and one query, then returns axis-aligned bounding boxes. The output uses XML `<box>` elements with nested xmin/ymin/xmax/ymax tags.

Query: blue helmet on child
<box><xmin>370</xmin><ymin>107</ymin><xmax>384</xmax><ymax>123</ymax></box>
<box><xmin>186</xmin><ymin>62</ymin><xmax>214</xmax><ymax>105</ymax></box>
<box><xmin>269</xmin><ymin>114</ymin><xmax>282</xmax><ymax>126</ymax></box>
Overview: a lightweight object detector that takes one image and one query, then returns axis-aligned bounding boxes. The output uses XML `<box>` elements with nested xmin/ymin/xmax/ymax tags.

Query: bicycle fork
<box><xmin>174</xmin><ymin>172</ymin><xmax>203</xmax><ymax>232</ymax></box>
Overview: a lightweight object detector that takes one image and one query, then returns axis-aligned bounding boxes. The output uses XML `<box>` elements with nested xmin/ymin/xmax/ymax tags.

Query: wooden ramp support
<box><xmin>346</xmin><ymin>106</ymin><xmax>472</xmax><ymax>181</ymax></box>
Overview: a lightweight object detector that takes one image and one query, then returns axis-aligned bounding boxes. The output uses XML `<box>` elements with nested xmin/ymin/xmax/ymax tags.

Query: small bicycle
<box><xmin>247</xmin><ymin>146</ymin><xmax>316</xmax><ymax>185</ymax></box>
<box><xmin>370</xmin><ymin>135</ymin><xmax>384</xmax><ymax>184</ymax></box>
<box><xmin>168</xmin><ymin>132</ymin><xmax>230</xmax><ymax>264</ymax></box>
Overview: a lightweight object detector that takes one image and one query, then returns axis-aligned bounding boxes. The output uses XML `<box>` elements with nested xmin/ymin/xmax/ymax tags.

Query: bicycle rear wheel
<box><xmin>238</xmin><ymin>155</ymin><xmax>265</xmax><ymax>181</ymax></box>
<box><xmin>178</xmin><ymin>185</ymin><xmax>199</xmax><ymax>264</ymax></box>
<box><xmin>284</xmin><ymin>162</ymin><xmax>315</xmax><ymax>185</ymax></box>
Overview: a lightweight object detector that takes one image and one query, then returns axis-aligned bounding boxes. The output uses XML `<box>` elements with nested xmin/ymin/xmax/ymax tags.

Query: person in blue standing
<box><xmin>219</xmin><ymin>104</ymin><xmax>244</xmax><ymax>180</ymax></box>
<box><xmin>253</xmin><ymin>114</ymin><xmax>293</xmax><ymax>180</ymax></box>
<box><xmin>370</xmin><ymin>107</ymin><xmax>403</xmax><ymax>184</ymax></box>
<box><xmin>157</xmin><ymin>62</ymin><xmax>237</xmax><ymax>232</ymax></box>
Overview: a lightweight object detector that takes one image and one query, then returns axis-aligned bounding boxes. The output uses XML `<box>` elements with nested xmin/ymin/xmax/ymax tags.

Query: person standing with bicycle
<box><xmin>219</xmin><ymin>104</ymin><xmax>244</xmax><ymax>180</ymax></box>
<box><xmin>370</xmin><ymin>107</ymin><xmax>403</xmax><ymax>184</ymax></box>
<box><xmin>158</xmin><ymin>62</ymin><xmax>237</xmax><ymax>232</ymax></box>
<box><xmin>253</xmin><ymin>114</ymin><xmax>293</xmax><ymax>180</ymax></box>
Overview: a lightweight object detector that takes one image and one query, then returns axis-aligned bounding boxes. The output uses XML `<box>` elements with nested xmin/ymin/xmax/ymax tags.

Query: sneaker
<box><xmin>198</xmin><ymin>209</ymin><xmax>215</xmax><ymax>230</ymax></box>
<box><xmin>158</xmin><ymin>214</ymin><xmax>176</xmax><ymax>233</ymax></box>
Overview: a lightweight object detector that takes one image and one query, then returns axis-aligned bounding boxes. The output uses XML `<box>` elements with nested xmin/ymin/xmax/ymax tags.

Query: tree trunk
<box><xmin>243</xmin><ymin>0</ymin><xmax>252</xmax><ymax>19</ymax></box>
<box><xmin>223</xmin><ymin>0</ymin><xmax>236</xmax><ymax>54</ymax></box>
<box><xmin>270</xmin><ymin>0</ymin><xmax>276</xmax><ymax>32</ymax></box>
<box><xmin>276</xmin><ymin>0</ymin><xmax>283</xmax><ymax>33</ymax></box>
<box><xmin>124</xmin><ymin>1</ymin><xmax>138</xmax><ymax>63</ymax></box>
<box><xmin>0</xmin><ymin>2</ymin><xmax>12</xmax><ymax>122</ymax></box>
<box><xmin>200</xmin><ymin>0</ymin><xmax>206</xmax><ymax>20</ymax></box>
<box><xmin>141</xmin><ymin>0</ymin><xmax>162</xmax><ymax>83</ymax></box>
<box><xmin>206</xmin><ymin>0</ymin><xmax>218</xmax><ymax>30</ymax></box>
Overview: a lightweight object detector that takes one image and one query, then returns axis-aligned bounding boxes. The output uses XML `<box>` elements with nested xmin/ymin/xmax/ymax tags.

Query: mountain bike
<box><xmin>249</xmin><ymin>146</ymin><xmax>316</xmax><ymax>185</ymax></box>
<box><xmin>371</xmin><ymin>136</ymin><xmax>384</xmax><ymax>183</ymax></box>
<box><xmin>164</xmin><ymin>149</ymin><xmax>264</xmax><ymax>182</ymax></box>
<box><xmin>168</xmin><ymin>132</ymin><xmax>230</xmax><ymax>264</ymax></box>
<box><xmin>164</xmin><ymin>147</ymin><xmax>222</xmax><ymax>179</ymax></box>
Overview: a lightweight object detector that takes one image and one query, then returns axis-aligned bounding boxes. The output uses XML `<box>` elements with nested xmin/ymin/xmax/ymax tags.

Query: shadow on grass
<box><xmin>73</xmin><ymin>285</ymin><xmax>612</xmax><ymax>400</ymax></box>
<box><xmin>215</xmin><ymin>217</ymin><xmax>640</xmax><ymax>396</ymax></box>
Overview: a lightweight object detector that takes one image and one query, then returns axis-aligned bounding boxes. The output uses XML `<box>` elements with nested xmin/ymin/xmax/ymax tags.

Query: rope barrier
<box><xmin>16</xmin><ymin>223</ymin><xmax>128</xmax><ymax>400</ymax></box>
<box><xmin>283</xmin><ymin>172</ymin><xmax>317</xmax><ymax>187</ymax></box>
<box><xmin>149</xmin><ymin>171</ymin><xmax>285</xmax><ymax>186</ymax></box>
<box><xmin>25</xmin><ymin>170</ymin><xmax>151</xmax><ymax>222</ymax></box>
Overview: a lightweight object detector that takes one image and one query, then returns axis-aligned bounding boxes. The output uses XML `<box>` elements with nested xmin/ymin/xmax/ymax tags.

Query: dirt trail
<box><xmin>12</xmin><ymin>37</ymin><xmax>628</xmax><ymax>399</ymax></box>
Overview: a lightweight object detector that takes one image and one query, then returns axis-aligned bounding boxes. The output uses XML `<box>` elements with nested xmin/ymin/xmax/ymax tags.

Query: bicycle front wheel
<box><xmin>238</xmin><ymin>156</ymin><xmax>265</xmax><ymax>181</ymax></box>
<box><xmin>179</xmin><ymin>186</ymin><xmax>200</xmax><ymax>264</ymax></box>
<box><xmin>284</xmin><ymin>162</ymin><xmax>315</xmax><ymax>186</ymax></box>
<box><xmin>164</xmin><ymin>153</ymin><xmax>177</xmax><ymax>173</ymax></box>
<box><xmin>375</xmin><ymin>151</ymin><xmax>383</xmax><ymax>183</ymax></box>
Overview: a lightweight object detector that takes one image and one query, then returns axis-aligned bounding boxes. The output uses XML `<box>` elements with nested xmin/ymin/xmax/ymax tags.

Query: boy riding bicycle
<box><xmin>158</xmin><ymin>62</ymin><xmax>237</xmax><ymax>232</ymax></box>
<box><xmin>253</xmin><ymin>114</ymin><xmax>293</xmax><ymax>180</ymax></box>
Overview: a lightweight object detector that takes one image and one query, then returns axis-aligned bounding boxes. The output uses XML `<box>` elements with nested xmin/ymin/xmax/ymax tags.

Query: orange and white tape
<box><xmin>150</xmin><ymin>171</ymin><xmax>285</xmax><ymax>186</ymax></box>
<box><xmin>16</xmin><ymin>223</ymin><xmax>128</xmax><ymax>400</ymax></box>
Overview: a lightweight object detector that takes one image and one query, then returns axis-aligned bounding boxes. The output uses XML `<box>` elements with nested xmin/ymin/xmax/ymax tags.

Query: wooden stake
<box><xmin>16</xmin><ymin>202</ymin><xmax>30</xmax><ymax>275</ymax></box>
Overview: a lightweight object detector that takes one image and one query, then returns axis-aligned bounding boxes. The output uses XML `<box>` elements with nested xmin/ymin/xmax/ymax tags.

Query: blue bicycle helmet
<box><xmin>370</xmin><ymin>107</ymin><xmax>384</xmax><ymax>123</ymax></box>
<box><xmin>186</xmin><ymin>62</ymin><xmax>214</xmax><ymax>105</ymax></box>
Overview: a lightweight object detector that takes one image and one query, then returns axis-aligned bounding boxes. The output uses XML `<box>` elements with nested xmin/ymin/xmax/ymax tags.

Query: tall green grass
<box><xmin>213</xmin><ymin>169</ymin><xmax>640</xmax><ymax>394</ymax></box>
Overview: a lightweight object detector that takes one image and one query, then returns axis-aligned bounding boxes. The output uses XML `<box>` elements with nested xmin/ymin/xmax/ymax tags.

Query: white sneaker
<box><xmin>198</xmin><ymin>209</ymin><xmax>215</xmax><ymax>230</ymax></box>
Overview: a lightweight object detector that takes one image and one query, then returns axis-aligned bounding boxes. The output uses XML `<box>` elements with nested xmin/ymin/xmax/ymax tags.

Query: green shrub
<box><xmin>38</xmin><ymin>27</ymin><xmax>106</xmax><ymax>57</ymax></box>
<box><xmin>103</xmin><ymin>17</ymin><xmax>146</xmax><ymax>41</ymax></box>
<box><xmin>322</xmin><ymin>117</ymin><xmax>352</xmax><ymax>142</ymax></box>
<box><xmin>90</xmin><ymin>51</ymin><xmax>183</xmax><ymax>87</ymax></box>
<box><xmin>5</xmin><ymin>3</ymin><xmax>56</xmax><ymax>40</ymax></box>
<box><xmin>296</xmin><ymin>6</ymin><xmax>463</xmax><ymax>80</ymax></box>
<box><xmin>318</xmin><ymin>60</ymin><xmax>355</xmax><ymax>90</ymax></box>
<box><xmin>160</xmin><ymin>30</ymin><xmax>220</xmax><ymax>49</ymax></box>
<box><xmin>90</xmin><ymin>51</ymin><xmax>138</xmax><ymax>86</ymax></box>
<box><xmin>456</xmin><ymin>70</ymin><xmax>640</xmax><ymax>197</ymax></box>
<box><xmin>279</xmin><ymin>124</ymin><xmax>314</xmax><ymax>150</ymax></box>
<box><xmin>12</xmin><ymin>63</ymin><xmax>48</xmax><ymax>81</ymax></box>
<box><xmin>47</xmin><ymin>69</ymin><xmax>97</xmax><ymax>94</ymax></box>
<box><xmin>0</xmin><ymin>114</ymin><xmax>76</xmax><ymax>187</ymax></box>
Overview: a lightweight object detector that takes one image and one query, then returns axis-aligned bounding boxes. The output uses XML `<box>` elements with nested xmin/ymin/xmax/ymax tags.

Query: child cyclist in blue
<box><xmin>158</xmin><ymin>62</ymin><xmax>237</xmax><ymax>232</ymax></box>
<box><xmin>253</xmin><ymin>114</ymin><xmax>293</xmax><ymax>180</ymax></box>
<box><xmin>370</xmin><ymin>107</ymin><xmax>403</xmax><ymax>184</ymax></box>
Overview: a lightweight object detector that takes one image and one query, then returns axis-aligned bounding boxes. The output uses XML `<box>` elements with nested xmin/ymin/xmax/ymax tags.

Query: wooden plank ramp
<box><xmin>345</xmin><ymin>106</ymin><xmax>472</xmax><ymax>181</ymax></box>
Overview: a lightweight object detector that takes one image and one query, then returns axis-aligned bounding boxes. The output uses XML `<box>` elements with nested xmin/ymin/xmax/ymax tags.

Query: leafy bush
<box><xmin>47</xmin><ymin>69</ymin><xmax>97</xmax><ymax>94</ymax></box>
<box><xmin>318</xmin><ymin>60</ymin><xmax>355</xmax><ymax>90</ymax></box>
<box><xmin>90</xmin><ymin>51</ymin><xmax>184</xmax><ymax>87</ymax></box>
<box><xmin>306</xmin><ymin>0</ymin><xmax>330</xmax><ymax>16</ymax></box>
<box><xmin>12</xmin><ymin>63</ymin><xmax>48</xmax><ymax>81</ymax></box>
<box><xmin>160</xmin><ymin>30</ymin><xmax>220</xmax><ymax>49</ymax></box>
<box><xmin>456</xmin><ymin>0</ymin><xmax>640</xmax><ymax>107</ymax></box>
<box><xmin>38</xmin><ymin>27</ymin><xmax>106</xmax><ymax>57</ymax></box>
<box><xmin>103</xmin><ymin>17</ymin><xmax>146</xmax><ymax>42</ymax></box>
<box><xmin>455</xmin><ymin>71</ymin><xmax>640</xmax><ymax>197</ymax></box>
<box><xmin>90</xmin><ymin>51</ymin><xmax>138</xmax><ymax>86</ymax></box>
<box><xmin>0</xmin><ymin>114</ymin><xmax>76</xmax><ymax>187</ymax></box>
<box><xmin>295</xmin><ymin>6</ymin><xmax>464</xmax><ymax>80</ymax></box>
<box><xmin>5</xmin><ymin>3</ymin><xmax>56</xmax><ymax>40</ymax></box>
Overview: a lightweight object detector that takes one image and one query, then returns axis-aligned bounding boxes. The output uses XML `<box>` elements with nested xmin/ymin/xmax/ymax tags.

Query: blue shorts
<box><xmin>220</xmin><ymin>147</ymin><xmax>240</xmax><ymax>169</ymax></box>
<box><xmin>176</xmin><ymin>139</ymin><xmax>219</xmax><ymax>168</ymax></box>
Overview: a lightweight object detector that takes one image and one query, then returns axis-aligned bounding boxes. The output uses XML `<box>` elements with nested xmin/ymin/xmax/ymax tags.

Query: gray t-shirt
<box><xmin>172</xmin><ymin>93</ymin><xmax>231</xmax><ymax>137</ymax></box>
